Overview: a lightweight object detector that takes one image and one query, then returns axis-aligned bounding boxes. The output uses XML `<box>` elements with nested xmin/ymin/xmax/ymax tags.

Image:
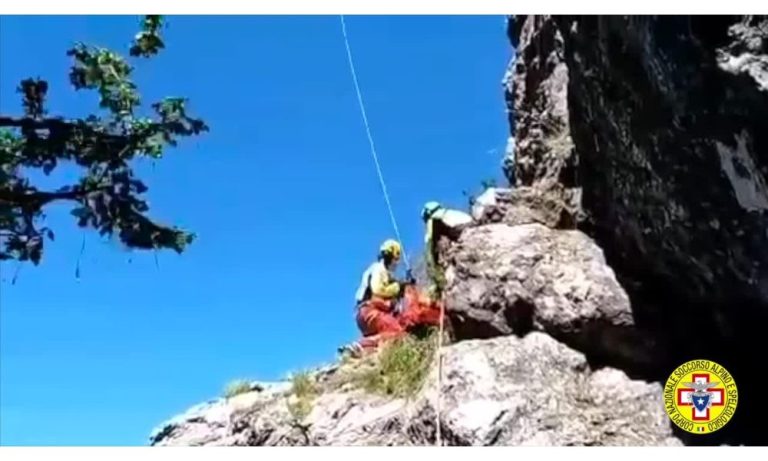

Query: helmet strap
<box><xmin>427</xmin><ymin>205</ymin><xmax>441</xmax><ymax>220</ymax></box>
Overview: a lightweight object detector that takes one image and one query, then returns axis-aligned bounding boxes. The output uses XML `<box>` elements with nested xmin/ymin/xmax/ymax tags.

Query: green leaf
<box><xmin>129</xmin><ymin>15</ymin><xmax>165</xmax><ymax>58</ymax></box>
<box><xmin>17</xmin><ymin>78</ymin><xmax>48</xmax><ymax>117</ymax></box>
<box><xmin>71</xmin><ymin>207</ymin><xmax>87</xmax><ymax>219</ymax></box>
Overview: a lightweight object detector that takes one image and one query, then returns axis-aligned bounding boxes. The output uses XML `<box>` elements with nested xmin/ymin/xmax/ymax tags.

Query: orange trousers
<box><xmin>356</xmin><ymin>288</ymin><xmax>442</xmax><ymax>350</ymax></box>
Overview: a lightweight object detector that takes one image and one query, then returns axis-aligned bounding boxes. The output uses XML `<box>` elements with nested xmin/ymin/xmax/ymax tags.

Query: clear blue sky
<box><xmin>0</xmin><ymin>15</ymin><xmax>511</xmax><ymax>446</ymax></box>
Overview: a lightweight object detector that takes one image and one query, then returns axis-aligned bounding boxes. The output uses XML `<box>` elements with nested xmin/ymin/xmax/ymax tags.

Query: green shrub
<box><xmin>425</xmin><ymin>253</ymin><xmax>446</xmax><ymax>300</ymax></box>
<box><xmin>355</xmin><ymin>331</ymin><xmax>437</xmax><ymax>399</ymax></box>
<box><xmin>287</xmin><ymin>371</ymin><xmax>318</xmax><ymax>421</ymax></box>
<box><xmin>291</xmin><ymin>371</ymin><xmax>316</xmax><ymax>398</ymax></box>
<box><xmin>223</xmin><ymin>379</ymin><xmax>252</xmax><ymax>398</ymax></box>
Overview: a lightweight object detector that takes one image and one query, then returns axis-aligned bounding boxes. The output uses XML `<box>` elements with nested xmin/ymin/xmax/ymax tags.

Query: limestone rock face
<box><xmin>150</xmin><ymin>334</ymin><xmax>680</xmax><ymax>447</ymax></box>
<box><xmin>435</xmin><ymin>334</ymin><xmax>679</xmax><ymax>446</ymax></box>
<box><xmin>508</xmin><ymin>15</ymin><xmax>768</xmax><ymax>335</ymax></box>
<box><xmin>442</xmin><ymin>223</ymin><xmax>658</xmax><ymax>374</ymax></box>
<box><xmin>506</xmin><ymin>15</ymin><xmax>768</xmax><ymax>444</ymax></box>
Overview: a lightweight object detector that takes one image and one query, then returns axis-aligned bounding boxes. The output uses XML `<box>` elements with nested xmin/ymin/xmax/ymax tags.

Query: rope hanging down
<box><xmin>339</xmin><ymin>15</ymin><xmax>410</xmax><ymax>271</ymax></box>
<box><xmin>339</xmin><ymin>15</ymin><xmax>444</xmax><ymax>447</ymax></box>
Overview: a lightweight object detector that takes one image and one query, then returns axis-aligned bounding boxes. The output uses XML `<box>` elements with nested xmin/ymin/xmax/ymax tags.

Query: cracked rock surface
<box><xmin>150</xmin><ymin>333</ymin><xmax>680</xmax><ymax>446</ymax></box>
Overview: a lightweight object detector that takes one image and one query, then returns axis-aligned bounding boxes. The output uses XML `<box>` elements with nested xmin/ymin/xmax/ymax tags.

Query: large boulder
<box><xmin>443</xmin><ymin>222</ymin><xmax>657</xmax><ymax>374</ymax></box>
<box><xmin>432</xmin><ymin>333</ymin><xmax>679</xmax><ymax>446</ymax></box>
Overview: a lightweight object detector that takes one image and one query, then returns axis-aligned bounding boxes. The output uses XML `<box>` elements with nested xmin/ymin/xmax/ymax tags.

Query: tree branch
<box><xmin>0</xmin><ymin>115</ymin><xmax>76</xmax><ymax>130</ymax></box>
<box><xmin>0</xmin><ymin>185</ymin><xmax>111</xmax><ymax>208</ymax></box>
<box><xmin>1</xmin><ymin>15</ymin><xmax>202</xmax><ymax>264</ymax></box>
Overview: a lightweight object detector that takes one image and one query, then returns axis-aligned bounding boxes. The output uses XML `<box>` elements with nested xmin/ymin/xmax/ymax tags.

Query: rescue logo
<box><xmin>663</xmin><ymin>359</ymin><xmax>738</xmax><ymax>434</ymax></box>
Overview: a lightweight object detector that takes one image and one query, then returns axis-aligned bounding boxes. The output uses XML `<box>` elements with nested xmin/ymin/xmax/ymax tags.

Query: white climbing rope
<box><xmin>340</xmin><ymin>16</ymin><xmax>445</xmax><ymax>446</ymax></box>
<box><xmin>435</xmin><ymin>298</ymin><xmax>445</xmax><ymax>446</ymax></box>
<box><xmin>339</xmin><ymin>15</ymin><xmax>410</xmax><ymax>271</ymax></box>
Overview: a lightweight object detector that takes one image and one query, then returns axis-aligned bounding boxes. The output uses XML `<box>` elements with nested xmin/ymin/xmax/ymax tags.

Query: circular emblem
<box><xmin>663</xmin><ymin>359</ymin><xmax>738</xmax><ymax>434</ymax></box>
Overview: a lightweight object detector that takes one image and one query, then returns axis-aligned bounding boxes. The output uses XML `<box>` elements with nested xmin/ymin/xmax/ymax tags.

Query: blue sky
<box><xmin>0</xmin><ymin>15</ymin><xmax>511</xmax><ymax>445</ymax></box>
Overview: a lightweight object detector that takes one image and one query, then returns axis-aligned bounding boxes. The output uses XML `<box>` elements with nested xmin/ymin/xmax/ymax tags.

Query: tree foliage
<box><xmin>0</xmin><ymin>15</ymin><xmax>208</xmax><ymax>265</ymax></box>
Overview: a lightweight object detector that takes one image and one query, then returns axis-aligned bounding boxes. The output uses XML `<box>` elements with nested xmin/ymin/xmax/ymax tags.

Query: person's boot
<box><xmin>337</xmin><ymin>342</ymin><xmax>364</xmax><ymax>359</ymax></box>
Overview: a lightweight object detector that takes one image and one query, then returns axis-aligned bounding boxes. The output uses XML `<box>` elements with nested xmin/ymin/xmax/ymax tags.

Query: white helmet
<box><xmin>421</xmin><ymin>201</ymin><xmax>442</xmax><ymax>221</ymax></box>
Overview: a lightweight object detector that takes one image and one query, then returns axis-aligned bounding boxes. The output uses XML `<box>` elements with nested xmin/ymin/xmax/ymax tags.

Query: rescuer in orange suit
<box><xmin>339</xmin><ymin>239</ymin><xmax>441</xmax><ymax>357</ymax></box>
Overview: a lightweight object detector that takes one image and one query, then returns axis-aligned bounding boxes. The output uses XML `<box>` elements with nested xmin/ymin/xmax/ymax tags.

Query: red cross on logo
<box><xmin>677</xmin><ymin>373</ymin><xmax>725</xmax><ymax>421</ymax></box>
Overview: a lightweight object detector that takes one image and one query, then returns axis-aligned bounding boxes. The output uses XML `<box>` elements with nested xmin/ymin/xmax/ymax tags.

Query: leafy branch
<box><xmin>0</xmin><ymin>15</ymin><xmax>208</xmax><ymax>265</ymax></box>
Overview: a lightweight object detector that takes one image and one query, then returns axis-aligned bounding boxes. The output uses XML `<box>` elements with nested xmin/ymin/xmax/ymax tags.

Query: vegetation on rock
<box><xmin>352</xmin><ymin>331</ymin><xmax>437</xmax><ymax>399</ymax></box>
<box><xmin>286</xmin><ymin>370</ymin><xmax>318</xmax><ymax>421</ymax></box>
<box><xmin>223</xmin><ymin>379</ymin><xmax>253</xmax><ymax>399</ymax></box>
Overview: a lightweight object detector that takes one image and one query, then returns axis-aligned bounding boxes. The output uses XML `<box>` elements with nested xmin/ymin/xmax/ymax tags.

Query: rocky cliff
<box><xmin>150</xmin><ymin>15</ymin><xmax>767</xmax><ymax>446</ymax></box>
<box><xmin>497</xmin><ymin>15</ymin><xmax>767</xmax><ymax>445</ymax></box>
<box><xmin>150</xmin><ymin>333</ymin><xmax>679</xmax><ymax>446</ymax></box>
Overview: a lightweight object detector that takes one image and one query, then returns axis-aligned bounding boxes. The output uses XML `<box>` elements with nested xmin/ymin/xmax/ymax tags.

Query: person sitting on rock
<box><xmin>339</xmin><ymin>239</ymin><xmax>440</xmax><ymax>357</ymax></box>
<box><xmin>421</xmin><ymin>201</ymin><xmax>474</xmax><ymax>299</ymax></box>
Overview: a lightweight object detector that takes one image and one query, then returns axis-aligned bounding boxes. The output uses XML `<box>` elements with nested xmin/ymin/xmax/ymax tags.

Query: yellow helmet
<box><xmin>379</xmin><ymin>239</ymin><xmax>402</xmax><ymax>260</ymax></box>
